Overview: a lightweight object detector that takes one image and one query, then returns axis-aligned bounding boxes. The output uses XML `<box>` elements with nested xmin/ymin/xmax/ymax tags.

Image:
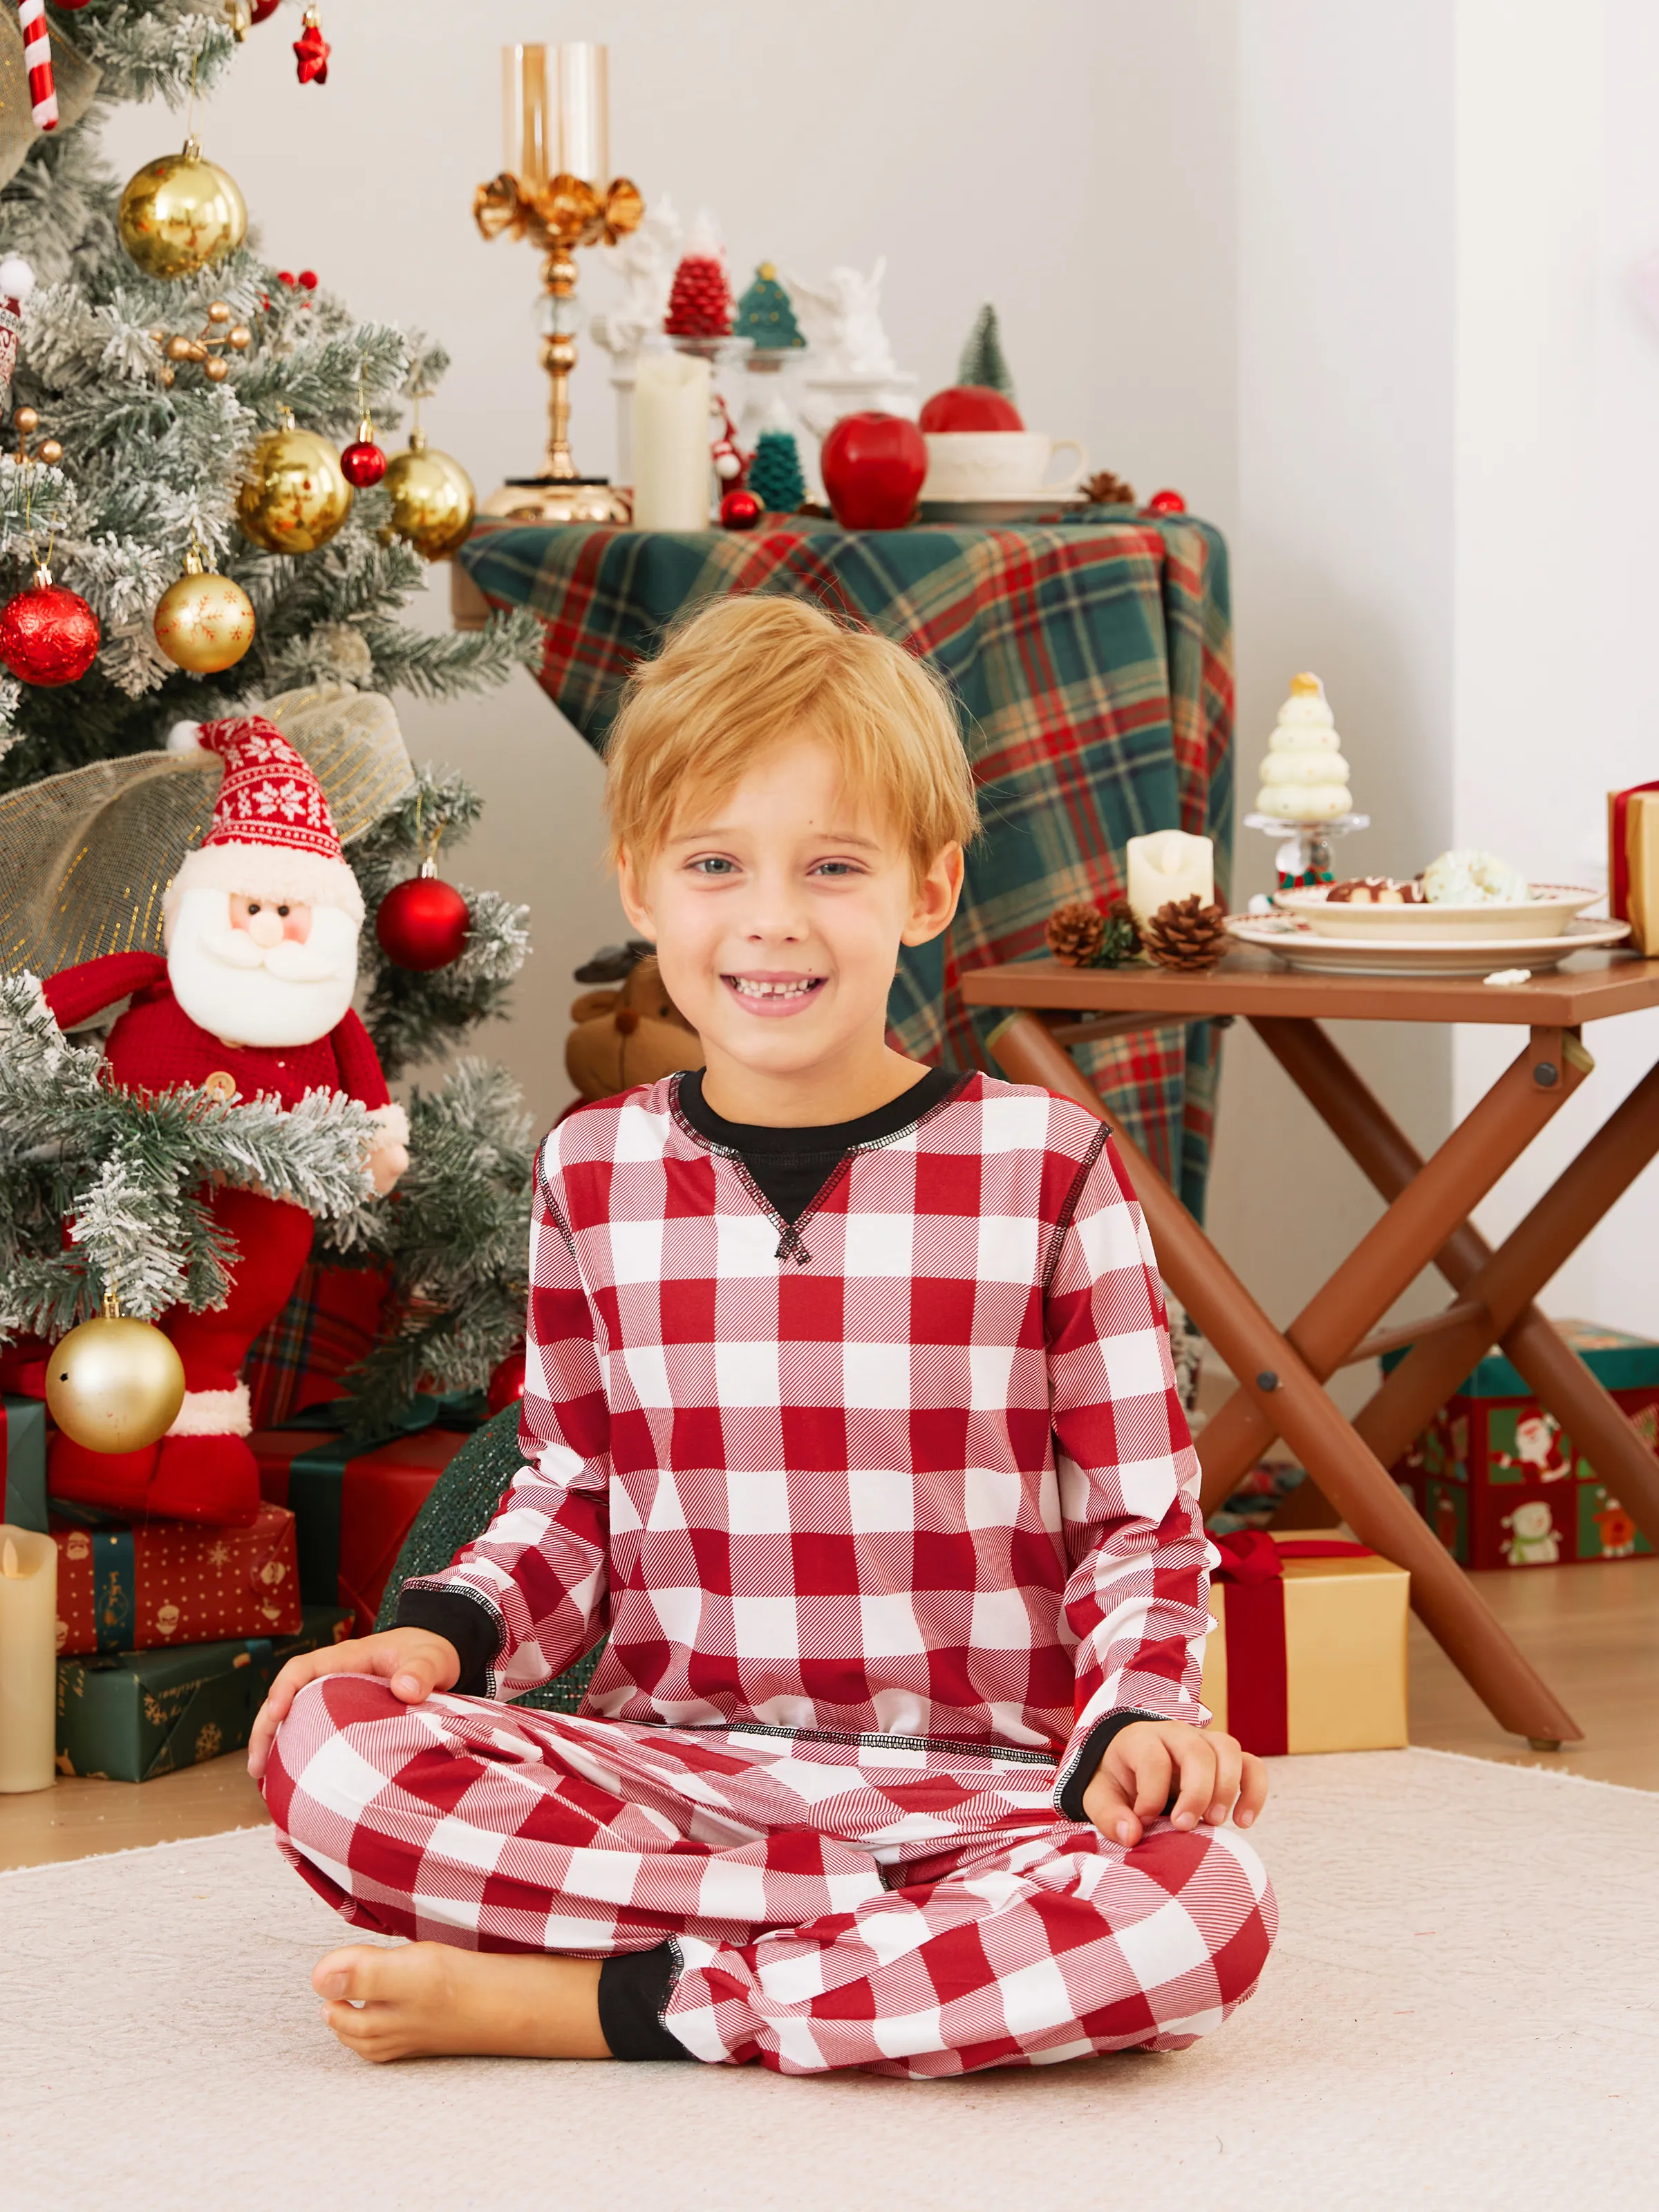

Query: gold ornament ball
<box><xmin>236</xmin><ymin>423</ymin><xmax>354</xmax><ymax>553</ymax></box>
<box><xmin>12</xmin><ymin>405</ymin><xmax>37</xmax><ymax>434</ymax></box>
<box><xmin>118</xmin><ymin>138</ymin><xmax>248</xmax><ymax>281</ymax></box>
<box><xmin>384</xmin><ymin>430</ymin><xmax>476</xmax><ymax>560</ymax></box>
<box><xmin>46</xmin><ymin>1315</ymin><xmax>185</xmax><ymax>1454</ymax></box>
<box><xmin>153</xmin><ymin>556</ymin><xmax>256</xmax><ymax>673</ymax></box>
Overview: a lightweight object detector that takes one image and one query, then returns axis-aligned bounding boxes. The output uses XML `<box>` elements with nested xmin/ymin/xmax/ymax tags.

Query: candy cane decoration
<box><xmin>17</xmin><ymin>0</ymin><xmax>57</xmax><ymax>132</ymax></box>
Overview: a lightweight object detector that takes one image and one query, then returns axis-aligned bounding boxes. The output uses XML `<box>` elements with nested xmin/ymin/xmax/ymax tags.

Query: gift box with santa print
<box><xmin>1389</xmin><ymin>1318</ymin><xmax>1659</xmax><ymax>1568</ymax></box>
<box><xmin>51</xmin><ymin>1499</ymin><xmax>302</xmax><ymax>1658</ymax></box>
<box><xmin>55</xmin><ymin>1604</ymin><xmax>352</xmax><ymax>1783</ymax></box>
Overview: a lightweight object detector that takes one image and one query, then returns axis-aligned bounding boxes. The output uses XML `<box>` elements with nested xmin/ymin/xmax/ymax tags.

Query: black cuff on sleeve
<box><xmin>1058</xmin><ymin>1710</ymin><xmax>1166</xmax><ymax>1822</ymax></box>
<box><xmin>599</xmin><ymin>1944</ymin><xmax>695</xmax><ymax>2061</ymax></box>
<box><xmin>392</xmin><ymin>1584</ymin><xmax>503</xmax><ymax>1696</ymax></box>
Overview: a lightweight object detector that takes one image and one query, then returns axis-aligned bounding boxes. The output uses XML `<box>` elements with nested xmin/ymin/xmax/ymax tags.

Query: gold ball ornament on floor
<box><xmin>382</xmin><ymin>429</ymin><xmax>476</xmax><ymax>559</ymax></box>
<box><xmin>236</xmin><ymin>409</ymin><xmax>353</xmax><ymax>554</ymax></box>
<box><xmin>153</xmin><ymin>546</ymin><xmax>256</xmax><ymax>673</ymax></box>
<box><xmin>46</xmin><ymin>1300</ymin><xmax>186</xmax><ymax>1454</ymax></box>
<box><xmin>118</xmin><ymin>135</ymin><xmax>248</xmax><ymax>281</ymax></box>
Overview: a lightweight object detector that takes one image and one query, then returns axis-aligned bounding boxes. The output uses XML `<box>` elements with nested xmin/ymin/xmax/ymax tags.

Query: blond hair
<box><xmin>603</xmin><ymin>595</ymin><xmax>979</xmax><ymax>881</ymax></box>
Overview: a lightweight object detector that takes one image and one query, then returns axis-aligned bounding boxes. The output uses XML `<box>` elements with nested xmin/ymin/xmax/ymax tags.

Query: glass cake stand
<box><xmin>1244</xmin><ymin>811</ymin><xmax>1370</xmax><ymax>890</ymax></box>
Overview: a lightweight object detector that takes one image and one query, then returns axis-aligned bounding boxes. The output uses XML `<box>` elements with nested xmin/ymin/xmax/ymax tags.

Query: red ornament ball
<box><xmin>720</xmin><ymin>488</ymin><xmax>762</xmax><ymax>532</ymax></box>
<box><xmin>819</xmin><ymin>412</ymin><xmax>928</xmax><ymax>531</ymax></box>
<box><xmin>341</xmin><ymin>439</ymin><xmax>387</xmax><ymax>488</ymax></box>
<box><xmin>375</xmin><ymin>870</ymin><xmax>470</xmax><ymax>972</ymax></box>
<box><xmin>249</xmin><ymin>0</ymin><xmax>281</xmax><ymax>19</ymax></box>
<box><xmin>487</xmin><ymin>1346</ymin><xmax>527</xmax><ymax>1416</ymax></box>
<box><xmin>1145</xmin><ymin>488</ymin><xmax>1187</xmax><ymax>514</ymax></box>
<box><xmin>918</xmin><ymin>384</ymin><xmax>1025</xmax><ymax>434</ymax></box>
<box><xmin>0</xmin><ymin>579</ymin><xmax>100</xmax><ymax>686</ymax></box>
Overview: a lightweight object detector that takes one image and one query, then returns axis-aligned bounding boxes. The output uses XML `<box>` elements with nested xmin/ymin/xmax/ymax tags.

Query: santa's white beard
<box><xmin>167</xmin><ymin>886</ymin><xmax>361</xmax><ymax>1048</ymax></box>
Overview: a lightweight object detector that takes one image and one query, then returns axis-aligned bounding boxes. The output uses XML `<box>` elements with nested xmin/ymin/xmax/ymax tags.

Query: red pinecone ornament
<box><xmin>0</xmin><ymin>574</ymin><xmax>100</xmax><ymax>686</ymax></box>
<box><xmin>375</xmin><ymin>865</ymin><xmax>469</xmax><ymax>972</ymax></box>
<box><xmin>664</xmin><ymin>253</ymin><xmax>731</xmax><ymax>338</ymax></box>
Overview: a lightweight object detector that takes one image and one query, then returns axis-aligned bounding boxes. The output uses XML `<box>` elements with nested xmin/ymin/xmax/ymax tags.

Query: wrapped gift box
<box><xmin>1390</xmin><ymin>1319</ymin><xmax>1658</xmax><ymax>1568</ymax></box>
<box><xmin>1199</xmin><ymin>1531</ymin><xmax>1409</xmax><ymax>1755</ymax></box>
<box><xmin>55</xmin><ymin>1605</ymin><xmax>353</xmax><ymax>1783</ymax></box>
<box><xmin>253</xmin><ymin>1414</ymin><xmax>473</xmax><ymax>1635</ymax></box>
<box><xmin>1</xmin><ymin>1391</ymin><xmax>48</xmax><ymax>1533</ymax></box>
<box><xmin>52</xmin><ymin>1499</ymin><xmax>302</xmax><ymax>1658</ymax></box>
<box><xmin>1609</xmin><ymin>782</ymin><xmax>1659</xmax><ymax>956</ymax></box>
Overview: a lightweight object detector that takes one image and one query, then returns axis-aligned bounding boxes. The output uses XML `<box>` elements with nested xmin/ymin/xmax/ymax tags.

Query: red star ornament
<box><xmin>294</xmin><ymin>8</ymin><xmax>330</xmax><ymax>85</ymax></box>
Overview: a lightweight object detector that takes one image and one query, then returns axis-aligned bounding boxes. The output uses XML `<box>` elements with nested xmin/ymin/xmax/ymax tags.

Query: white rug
<box><xmin>4</xmin><ymin>1748</ymin><xmax>1654</xmax><ymax>2212</ymax></box>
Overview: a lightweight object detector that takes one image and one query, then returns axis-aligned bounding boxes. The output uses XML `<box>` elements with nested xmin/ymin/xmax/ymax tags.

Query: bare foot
<box><xmin>312</xmin><ymin>1942</ymin><xmax>610</xmax><ymax>2063</ymax></box>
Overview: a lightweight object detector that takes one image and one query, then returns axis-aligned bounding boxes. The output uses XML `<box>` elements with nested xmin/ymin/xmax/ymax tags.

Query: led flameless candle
<box><xmin>0</xmin><ymin>1526</ymin><xmax>57</xmax><ymax>1793</ymax></box>
<box><xmin>1125</xmin><ymin>830</ymin><xmax>1215</xmax><ymax>929</ymax></box>
<box><xmin>632</xmin><ymin>348</ymin><xmax>713</xmax><ymax>529</ymax></box>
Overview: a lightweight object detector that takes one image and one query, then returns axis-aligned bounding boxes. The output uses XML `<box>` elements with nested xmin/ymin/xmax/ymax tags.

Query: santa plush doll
<box><xmin>40</xmin><ymin>715</ymin><xmax>409</xmax><ymax>1528</ymax></box>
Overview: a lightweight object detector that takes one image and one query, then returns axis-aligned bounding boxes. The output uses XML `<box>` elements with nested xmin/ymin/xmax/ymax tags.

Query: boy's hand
<box><xmin>246</xmin><ymin>1627</ymin><xmax>460</xmax><ymax>1782</ymax></box>
<box><xmin>1081</xmin><ymin>1718</ymin><xmax>1267</xmax><ymax>1848</ymax></box>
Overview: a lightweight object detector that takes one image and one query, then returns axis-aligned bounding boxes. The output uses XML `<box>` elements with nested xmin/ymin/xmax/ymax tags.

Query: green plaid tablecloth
<box><xmin>458</xmin><ymin>512</ymin><xmax>1232</xmax><ymax>1217</ymax></box>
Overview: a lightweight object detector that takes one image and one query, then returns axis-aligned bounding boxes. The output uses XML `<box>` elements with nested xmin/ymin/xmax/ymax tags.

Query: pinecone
<box><xmin>1143</xmin><ymin>895</ymin><xmax>1230</xmax><ymax>971</ymax></box>
<box><xmin>1046</xmin><ymin>901</ymin><xmax>1105</xmax><ymax>965</ymax></box>
<box><xmin>1082</xmin><ymin>469</ymin><xmax>1137</xmax><ymax>507</ymax></box>
<box><xmin>664</xmin><ymin>254</ymin><xmax>732</xmax><ymax>337</ymax></box>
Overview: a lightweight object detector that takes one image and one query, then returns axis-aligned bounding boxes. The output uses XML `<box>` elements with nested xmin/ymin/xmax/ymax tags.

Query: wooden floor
<box><xmin>3</xmin><ymin>1556</ymin><xmax>1654</xmax><ymax>1873</ymax></box>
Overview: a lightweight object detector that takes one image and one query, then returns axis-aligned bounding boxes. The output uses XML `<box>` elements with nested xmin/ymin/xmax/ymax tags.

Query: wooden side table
<box><xmin>962</xmin><ymin>948</ymin><xmax>1659</xmax><ymax>1747</ymax></box>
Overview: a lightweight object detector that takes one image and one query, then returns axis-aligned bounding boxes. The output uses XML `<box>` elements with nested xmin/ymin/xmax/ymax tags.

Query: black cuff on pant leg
<box><xmin>598</xmin><ymin>1944</ymin><xmax>695</xmax><ymax>2061</ymax></box>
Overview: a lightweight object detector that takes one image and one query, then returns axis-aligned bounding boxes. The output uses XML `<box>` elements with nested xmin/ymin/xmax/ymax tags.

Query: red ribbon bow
<box><xmin>1211</xmin><ymin>1529</ymin><xmax>1373</xmax><ymax>1756</ymax></box>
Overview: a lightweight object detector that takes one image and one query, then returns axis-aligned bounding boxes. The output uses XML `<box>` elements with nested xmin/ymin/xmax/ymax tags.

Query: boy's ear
<box><xmin>900</xmin><ymin>842</ymin><xmax>966</xmax><ymax>948</ymax></box>
<box><xmin>615</xmin><ymin>847</ymin><xmax>657</xmax><ymax>941</ymax></box>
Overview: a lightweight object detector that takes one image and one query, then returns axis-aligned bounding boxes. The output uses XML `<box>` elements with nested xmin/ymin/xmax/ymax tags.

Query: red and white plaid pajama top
<box><xmin>268</xmin><ymin>1073</ymin><xmax>1275</xmax><ymax>2074</ymax></box>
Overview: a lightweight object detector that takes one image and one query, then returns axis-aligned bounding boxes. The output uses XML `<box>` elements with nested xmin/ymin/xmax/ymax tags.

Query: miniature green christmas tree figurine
<box><xmin>749</xmin><ymin>428</ymin><xmax>807</xmax><ymax>513</ymax></box>
<box><xmin>956</xmin><ymin>303</ymin><xmax>1017</xmax><ymax>402</ymax></box>
<box><xmin>735</xmin><ymin>263</ymin><xmax>805</xmax><ymax>351</ymax></box>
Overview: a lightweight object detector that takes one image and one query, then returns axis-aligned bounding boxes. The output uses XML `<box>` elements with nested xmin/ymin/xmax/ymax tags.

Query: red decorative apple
<box><xmin>918</xmin><ymin>384</ymin><xmax>1025</xmax><ymax>434</ymax></box>
<box><xmin>821</xmin><ymin>413</ymin><xmax>928</xmax><ymax>531</ymax></box>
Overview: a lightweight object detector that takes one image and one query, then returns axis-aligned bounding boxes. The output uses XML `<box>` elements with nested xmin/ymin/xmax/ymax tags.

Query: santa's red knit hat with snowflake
<box><xmin>162</xmin><ymin>714</ymin><xmax>364</xmax><ymax>932</ymax></box>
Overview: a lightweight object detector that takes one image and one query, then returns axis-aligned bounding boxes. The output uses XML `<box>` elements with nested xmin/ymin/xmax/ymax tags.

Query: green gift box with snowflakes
<box><xmin>55</xmin><ymin>1606</ymin><xmax>352</xmax><ymax>1783</ymax></box>
<box><xmin>1387</xmin><ymin>1320</ymin><xmax>1659</xmax><ymax>1569</ymax></box>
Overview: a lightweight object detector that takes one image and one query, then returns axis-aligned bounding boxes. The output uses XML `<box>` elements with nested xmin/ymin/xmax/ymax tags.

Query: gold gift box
<box><xmin>1199</xmin><ymin>1544</ymin><xmax>1410</xmax><ymax>1754</ymax></box>
<box><xmin>1611</xmin><ymin>789</ymin><xmax>1659</xmax><ymax>956</ymax></box>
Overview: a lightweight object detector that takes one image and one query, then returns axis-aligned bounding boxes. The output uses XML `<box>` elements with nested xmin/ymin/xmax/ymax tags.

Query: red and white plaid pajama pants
<box><xmin>265</xmin><ymin>1676</ymin><xmax>1276</xmax><ymax>2079</ymax></box>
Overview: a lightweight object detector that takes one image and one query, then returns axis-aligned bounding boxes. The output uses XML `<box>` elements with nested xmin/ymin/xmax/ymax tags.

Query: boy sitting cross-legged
<box><xmin>249</xmin><ymin>595</ymin><xmax>1275</xmax><ymax>2077</ymax></box>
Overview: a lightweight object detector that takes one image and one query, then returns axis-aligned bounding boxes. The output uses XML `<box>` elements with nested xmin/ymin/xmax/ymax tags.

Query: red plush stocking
<box><xmin>50</xmin><ymin>1186</ymin><xmax>316</xmax><ymax>1527</ymax></box>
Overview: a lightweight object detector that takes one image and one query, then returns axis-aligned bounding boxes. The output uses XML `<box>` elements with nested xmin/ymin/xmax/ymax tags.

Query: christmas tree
<box><xmin>956</xmin><ymin>302</ymin><xmax>1017</xmax><ymax>402</ymax></box>
<box><xmin>0</xmin><ymin>2</ymin><xmax>541</xmax><ymax>1430</ymax></box>
<box><xmin>747</xmin><ymin>427</ymin><xmax>807</xmax><ymax>514</ymax></box>
<box><xmin>734</xmin><ymin>263</ymin><xmax>804</xmax><ymax>350</ymax></box>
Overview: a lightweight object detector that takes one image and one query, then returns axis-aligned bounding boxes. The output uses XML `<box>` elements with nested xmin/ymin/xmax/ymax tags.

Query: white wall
<box><xmin>102</xmin><ymin>0</ymin><xmax>1239</xmax><ymax>1130</ymax></box>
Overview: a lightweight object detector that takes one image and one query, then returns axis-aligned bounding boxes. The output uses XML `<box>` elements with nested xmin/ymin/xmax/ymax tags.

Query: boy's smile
<box><xmin>617</xmin><ymin>729</ymin><xmax>963</xmax><ymax>1124</ymax></box>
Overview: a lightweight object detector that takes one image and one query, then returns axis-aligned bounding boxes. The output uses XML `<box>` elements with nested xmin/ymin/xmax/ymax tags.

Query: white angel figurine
<box><xmin>783</xmin><ymin>258</ymin><xmax>899</xmax><ymax>381</ymax></box>
<box><xmin>592</xmin><ymin>195</ymin><xmax>684</xmax><ymax>362</ymax></box>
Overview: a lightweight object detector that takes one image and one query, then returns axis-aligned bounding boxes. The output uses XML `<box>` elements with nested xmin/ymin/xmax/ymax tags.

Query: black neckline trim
<box><xmin>675</xmin><ymin>1065</ymin><xmax>961</xmax><ymax>1156</ymax></box>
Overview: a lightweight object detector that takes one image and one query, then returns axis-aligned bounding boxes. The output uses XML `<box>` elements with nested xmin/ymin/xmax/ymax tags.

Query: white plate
<box><xmin>917</xmin><ymin>495</ymin><xmax>1089</xmax><ymax>525</ymax></box>
<box><xmin>1227</xmin><ymin>913</ymin><xmax>1632</xmax><ymax>977</ymax></box>
<box><xmin>1273</xmin><ymin>881</ymin><xmax>1602</xmax><ymax>942</ymax></box>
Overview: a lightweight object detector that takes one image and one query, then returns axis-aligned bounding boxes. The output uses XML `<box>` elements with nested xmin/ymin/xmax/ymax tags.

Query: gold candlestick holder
<box><xmin>474</xmin><ymin>43</ymin><xmax>643</xmax><ymax>525</ymax></box>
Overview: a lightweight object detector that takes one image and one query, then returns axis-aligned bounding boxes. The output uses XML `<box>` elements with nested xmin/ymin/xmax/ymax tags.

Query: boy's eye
<box><xmin>688</xmin><ymin>856</ymin><xmax>738</xmax><ymax>876</ymax></box>
<box><xmin>810</xmin><ymin>859</ymin><xmax>861</xmax><ymax>877</ymax></box>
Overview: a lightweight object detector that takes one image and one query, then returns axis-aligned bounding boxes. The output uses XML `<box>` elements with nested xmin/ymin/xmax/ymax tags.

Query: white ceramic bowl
<box><xmin>1273</xmin><ymin>883</ymin><xmax>1602</xmax><ymax>943</ymax></box>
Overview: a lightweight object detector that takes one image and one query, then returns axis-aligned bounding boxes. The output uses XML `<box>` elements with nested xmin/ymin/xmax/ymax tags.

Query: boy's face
<box><xmin>617</xmin><ymin>730</ymin><xmax>962</xmax><ymax>1107</ymax></box>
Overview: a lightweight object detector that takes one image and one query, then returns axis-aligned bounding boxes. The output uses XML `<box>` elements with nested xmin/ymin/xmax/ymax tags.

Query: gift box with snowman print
<box><xmin>1388</xmin><ymin>1320</ymin><xmax>1658</xmax><ymax>1569</ymax></box>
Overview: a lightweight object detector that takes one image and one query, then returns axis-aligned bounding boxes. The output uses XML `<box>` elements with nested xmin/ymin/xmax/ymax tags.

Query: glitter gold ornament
<box><xmin>382</xmin><ymin>429</ymin><xmax>475</xmax><ymax>560</ymax></box>
<box><xmin>118</xmin><ymin>135</ymin><xmax>248</xmax><ymax>282</ymax></box>
<box><xmin>46</xmin><ymin>1295</ymin><xmax>186</xmax><ymax>1454</ymax></box>
<box><xmin>236</xmin><ymin>409</ymin><xmax>353</xmax><ymax>553</ymax></box>
<box><xmin>153</xmin><ymin>545</ymin><xmax>256</xmax><ymax>673</ymax></box>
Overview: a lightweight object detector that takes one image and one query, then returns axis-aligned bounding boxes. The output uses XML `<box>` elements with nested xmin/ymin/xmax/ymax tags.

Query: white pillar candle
<box><xmin>1125</xmin><ymin>830</ymin><xmax>1215</xmax><ymax>928</ymax></box>
<box><xmin>0</xmin><ymin>1526</ymin><xmax>57</xmax><ymax>1794</ymax></box>
<box><xmin>631</xmin><ymin>349</ymin><xmax>712</xmax><ymax>530</ymax></box>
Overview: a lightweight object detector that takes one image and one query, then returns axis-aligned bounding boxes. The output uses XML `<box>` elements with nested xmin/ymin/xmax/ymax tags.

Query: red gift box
<box><xmin>253</xmin><ymin>1423</ymin><xmax>469</xmax><ymax>1635</ymax></box>
<box><xmin>1390</xmin><ymin>1319</ymin><xmax>1658</xmax><ymax>1568</ymax></box>
<box><xmin>53</xmin><ymin>1499</ymin><xmax>303</xmax><ymax>1658</ymax></box>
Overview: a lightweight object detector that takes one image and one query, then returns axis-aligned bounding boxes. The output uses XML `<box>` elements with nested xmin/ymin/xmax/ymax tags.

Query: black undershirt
<box><xmin>675</xmin><ymin>1063</ymin><xmax>961</xmax><ymax>1224</ymax></box>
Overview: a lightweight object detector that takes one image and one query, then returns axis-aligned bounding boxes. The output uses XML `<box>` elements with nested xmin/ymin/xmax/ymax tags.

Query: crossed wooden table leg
<box><xmin>986</xmin><ymin>1009</ymin><xmax>1643</xmax><ymax>1747</ymax></box>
